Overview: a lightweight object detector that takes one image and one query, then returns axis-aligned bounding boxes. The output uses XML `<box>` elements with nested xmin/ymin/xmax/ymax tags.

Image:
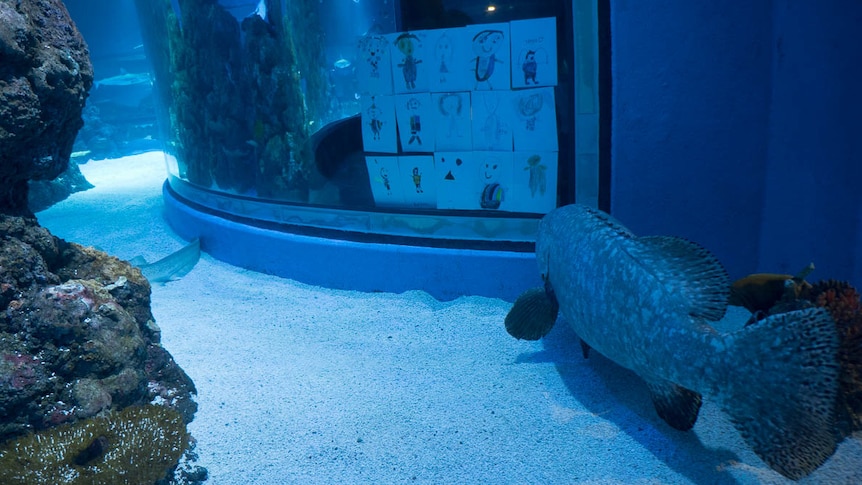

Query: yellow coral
<box><xmin>0</xmin><ymin>405</ymin><xmax>189</xmax><ymax>485</ymax></box>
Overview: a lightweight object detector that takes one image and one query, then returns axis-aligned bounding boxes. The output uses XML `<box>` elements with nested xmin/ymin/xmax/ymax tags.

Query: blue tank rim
<box><xmin>161</xmin><ymin>181</ymin><xmax>542</xmax><ymax>301</ymax></box>
<box><xmin>164</xmin><ymin>180</ymin><xmax>537</xmax><ymax>252</ymax></box>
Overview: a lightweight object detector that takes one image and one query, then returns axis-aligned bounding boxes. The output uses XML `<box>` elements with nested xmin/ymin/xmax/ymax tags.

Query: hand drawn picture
<box><xmin>356</xmin><ymin>34</ymin><xmax>393</xmax><ymax>95</ymax></box>
<box><xmin>471</xmin><ymin>91</ymin><xmax>513</xmax><ymax>151</ymax></box>
<box><xmin>511</xmin><ymin>87</ymin><xmax>558</xmax><ymax>151</ymax></box>
<box><xmin>435</xmin><ymin>152</ymin><xmax>475</xmax><ymax>210</ymax></box>
<box><xmin>366</xmin><ymin>156</ymin><xmax>406</xmax><ymax>207</ymax></box>
<box><xmin>510</xmin><ymin>17</ymin><xmax>558</xmax><ymax>89</ymax></box>
<box><xmin>361</xmin><ymin>95</ymin><xmax>398</xmax><ymax>153</ymax></box>
<box><xmin>427</xmin><ymin>28</ymin><xmax>471</xmax><ymax>92</ymax></box>
<box><xmin>399</xmin><ymin>155</ymin><xmax>437</xmax><ymax>208</ymax></box>
<box><xmin>464</xmin><ymin>23</ymin><xmax>511</xmax><ymax>91</ymax></box>
<box><xmin>395</xmin><ymin>93</ymin><xmax>434</xmax><ymax>153</ymax></box>
<box><xmin>509</xmin><ymin>151</ymin><xmax>558</xmax><ymax>213</ymax></box>
<box><xmin>389</xmin><ymin>31</ymin><xmax>430</xmax><ymax>94</ymax></box>
<box><xmin>476</xmin><ymin>152</ymin><xmax>513</xmax><ymax>210</ymax></box>
<box><xmin>432</xmin><ymin>92</ymin><xmax>472</xmax><ymax>151</ymax></box>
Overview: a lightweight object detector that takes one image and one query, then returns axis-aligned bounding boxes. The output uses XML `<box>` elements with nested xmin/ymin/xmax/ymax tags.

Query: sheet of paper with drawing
<box><xmin>510</xmin><ymin>17</ymin><xmax>558</xmax><ymax>89</ymax></box>
<box><xmin>395</xmin><ymin>93</ymin><xmax>434</xmax><ymax>153</ymax></box>
<box><xmin>471</xmin><ymin>91</ymin><xmax>513</xmax><ymax>151</ymax></box>
<box><xmin>356</xmin><ymin>34</ymin><xmax>393</xmax><ymax>95</ymax></box>
<box><xmin>463</xmin><ymin>23</ymin><xmax>511</xmax><ymax>91</ymax></box>
<box><xmin>509</xmin><ymin>151</ymin><xmax>558</xmax><ymax>213</ymax></box>
<box><xmin>389</xmin><ymin>31</ymin><xmax>431</xmax><ymax>94</ymax></box>
<box><xmin>365</xmin><ymin>156</ymin><xmax>406</xmax><ymax>207</ymax></box>
<box><xmin>361</xmin><ymin>95</ymin><xmax>398</xmax><ymax>153</ymax></box>
<box><xmin>476</xmin><ymin>151</ymin><xmax>514</xmax><ymax>211</ymax></box>
<box><xmin>435</xmin><ymin>152</ymin><xmax>475</xmax><ymax>210</ymax></box>
<box><xmin>512</xmin><ymin>87</ymin><xmax>558</xmax><ymax>152</ymax></box>
<box><xmin>432</xmin><ymin>92</ymin><xmax>472</xmax><ymax>151</ymax></box>
<box><xmin>427</xmin><ymin>28</ymin><xmax>472</xmax><ymax>92</ymax></box>
<box><xmin>398</xmin><ymin>155</ymin><xmax>437</xmax><ymax>208</ymax></box>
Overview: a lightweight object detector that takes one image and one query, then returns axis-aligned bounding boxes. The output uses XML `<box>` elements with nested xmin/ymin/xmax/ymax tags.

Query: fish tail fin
<box><xmin>723</xmin><ymin>307</ymin><xmax>840</xmax><ymax>479</ymax></box>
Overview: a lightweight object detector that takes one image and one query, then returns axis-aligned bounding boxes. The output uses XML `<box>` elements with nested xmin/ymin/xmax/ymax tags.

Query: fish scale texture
<box><xmin>534</xmin><ymin>204</ymin><xmax>842</xmax><ymax>479</ymax></box>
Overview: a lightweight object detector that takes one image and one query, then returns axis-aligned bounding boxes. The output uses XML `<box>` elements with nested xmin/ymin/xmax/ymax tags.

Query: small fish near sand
<box><xmin>129</xmin><ymin>238</ymin><xmax>200</xmax><ymax>284</ymax></box>
<box><xmin>505</xmin><ymin>204</ymin><xmax>842</xmax><ymax>480</ymax></box>
<box><xmin>94</xmin><ymin>69</ymin><xmax>153</xmax><ymax>89</ymax></box>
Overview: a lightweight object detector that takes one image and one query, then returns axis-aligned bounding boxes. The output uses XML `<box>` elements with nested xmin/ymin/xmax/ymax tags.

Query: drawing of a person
<box><xmin>412</xmin><ymin>167</ymin><xmax>423</xmax><ymax>193</ymax></box>
<box><xmin>522</xmin><ymin>50</ymin><xmax>538</xmax><ymax>85</ymax></box>
<box><xmin>479</xmin><ymin>94</ymin><xmax>507</xmax><ymax>149</ymax></box>
<box><xmin>367</xmin><ymin>99</ymin><xmax>384</xmax><ymax>140</ymax></box>
<box><xmin>380</xmin><ymin>167</ymin><xmax>391</xmax><ymax>194</ymax></box>
<box><xmin>480</xmin><ymin>158</ymin><xmax>504</xmax><ymax>209</ymax></box>
<box><xmin>435</xmin><ymin>32</ymin><xmax>453</xmax><ymax>80</ymax></box>
<box><xmin>395</xmin><ymin>33</ymin><xmax>422</xmax><ymax>90</ymax></box>
<box><xmin>359</xmin><ymin>35</ymin><xmax>387</xmax><ymax>79</ymax></box>
<box><xmin>524</xmin><ymin>155</ymin><xmax>547</xmax><ymax>197</ymax></box>
<box><xmin>406</xmin><ymin>97</ymin><xmax>422</xmax><ymax>145</ymax></box>
<box><xmin>471</xmin><ymin>29</ymin><xmax>505</xmax><ymax>89</ymax></box>
<box><xmin>438</xmin><ymin>93</ymin><xmax>463</xmax><ymax>138</ymax></box>
<box><xmin>517</xmin><ymin>92</ymin><xmax>544</xmax><ymax>131</ymax></box>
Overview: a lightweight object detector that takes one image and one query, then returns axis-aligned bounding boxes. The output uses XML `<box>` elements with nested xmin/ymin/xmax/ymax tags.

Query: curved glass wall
<box><xmin>135</xmin><ymin>0</ymin><xmax>585</xmax><ymax>247</ymax></box>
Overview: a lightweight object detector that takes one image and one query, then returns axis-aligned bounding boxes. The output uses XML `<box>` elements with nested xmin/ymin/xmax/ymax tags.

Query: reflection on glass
<box><xmin>135</xmin><ymin>1</ymin><xmax>574</xmax><ymax>242</ymax></box>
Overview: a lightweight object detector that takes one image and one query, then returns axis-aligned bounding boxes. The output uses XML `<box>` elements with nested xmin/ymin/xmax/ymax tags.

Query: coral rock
<box><xmin>1</xmin><ymin>215</ymin><xmax>196</xmax><ymax>451</ymax></box>
<box><xmin>0</xmin><ymin>0</ymin><xmax>93</xmax><ymax>216</ymax></box>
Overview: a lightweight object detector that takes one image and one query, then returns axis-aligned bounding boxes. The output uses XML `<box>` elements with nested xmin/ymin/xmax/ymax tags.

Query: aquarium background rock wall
<box><xmin>609</xmin><ymin>1</ymin><xmax>862</xmax><ymax>285</ymax></box>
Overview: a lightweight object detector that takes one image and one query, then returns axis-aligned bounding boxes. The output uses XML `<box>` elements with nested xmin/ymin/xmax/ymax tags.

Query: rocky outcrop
<box><xmin>0</xmin><ymin>215</ymin><xmax>197</xmax><ymax>439</ymax></box>
<box><xmin>0</xmin><ymin>0</ymin><xmax>93</xmax><ymax>216</ymax></box>
<box><xmin>0</xmin><ymin>2</ymin><xmax>204</xmax><ymax>482</ymax></box>
<box><xmin>0</xmin><ymin>215</ymin><xmax>203</xmax><ymax>482</ymax></box>
<box><xmin>28</xmin><ymin>159</ymin><xmax>94</xmax><ymax>213</ymax></box>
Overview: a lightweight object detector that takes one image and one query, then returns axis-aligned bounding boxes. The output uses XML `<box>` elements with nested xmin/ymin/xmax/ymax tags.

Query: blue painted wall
<box><xmin>758</xmin><ymin>2</ymin><xmax>862</xmax><ymax>284</ymax></box>
<box><xmin>609</xmin><ymin>0</ymin><xmax>862</xmax><ymax>285</ymax></box>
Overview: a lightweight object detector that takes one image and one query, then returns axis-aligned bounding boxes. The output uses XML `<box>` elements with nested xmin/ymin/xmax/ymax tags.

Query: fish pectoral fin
<box><xmin>579</xmin><ymin>339</ymin><xmax>591</xmax><ymax>359</ymax></box>
<box><xmin>504</xmin><ymin>287</ymin><xmax>559</xmax><ymax>340</ymax></box>
<box><xmin>643</xmin><ymin>377</ymin><xmax>702</xmax><ymax>431</ymax></box>
<box><xmin>635</xmin><ymin>235</ymin><xmax>730</xmax><ymax>321</ymax></box>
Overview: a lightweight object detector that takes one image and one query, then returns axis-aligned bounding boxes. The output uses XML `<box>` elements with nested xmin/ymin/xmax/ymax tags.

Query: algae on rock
<box><xmin>0</xmin><ymin>404</ymin><xmax>189</xmax><ymax>485</ymax></box>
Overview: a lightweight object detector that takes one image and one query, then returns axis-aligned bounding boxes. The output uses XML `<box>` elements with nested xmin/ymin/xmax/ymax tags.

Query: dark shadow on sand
<box><xmin>515</xmin><ymin>319</ymin><xmax>744</xmax><ymax>484</ymax></box>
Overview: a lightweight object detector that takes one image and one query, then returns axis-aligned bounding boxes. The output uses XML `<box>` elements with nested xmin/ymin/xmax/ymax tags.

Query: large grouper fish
<box><xmin>505</xmin><ymin>204</ymin><xmax>842</xmax><ymax>480</ymax></box>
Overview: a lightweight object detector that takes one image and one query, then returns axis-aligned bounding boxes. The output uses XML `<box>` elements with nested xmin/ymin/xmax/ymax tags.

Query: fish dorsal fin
<box><xmin>643</xmin><ymin>377</ymin><xmax>703</xmax><ymax>431</ymax></box>
<box><xmin>580</xmin><ymin>205</ymin><xmax>636</xmax><ymax>240</ymax></box>
<box><xmin>632</xmin><ymin>235</ymin><xmax>730</xmax><ymax>321</ymax></box>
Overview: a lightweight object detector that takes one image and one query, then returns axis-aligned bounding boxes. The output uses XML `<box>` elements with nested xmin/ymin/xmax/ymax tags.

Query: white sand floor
<box><xmin>36</xmin><ymin>151</ymin><xmax>862</xmax><ymax>484</ymax></box>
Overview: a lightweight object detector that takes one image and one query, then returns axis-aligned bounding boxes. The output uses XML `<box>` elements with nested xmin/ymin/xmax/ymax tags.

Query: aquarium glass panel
<box><xmin>136</xmin><ymin>0</ymin><xmax>579</xmax><ymax>244</ymax></box>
